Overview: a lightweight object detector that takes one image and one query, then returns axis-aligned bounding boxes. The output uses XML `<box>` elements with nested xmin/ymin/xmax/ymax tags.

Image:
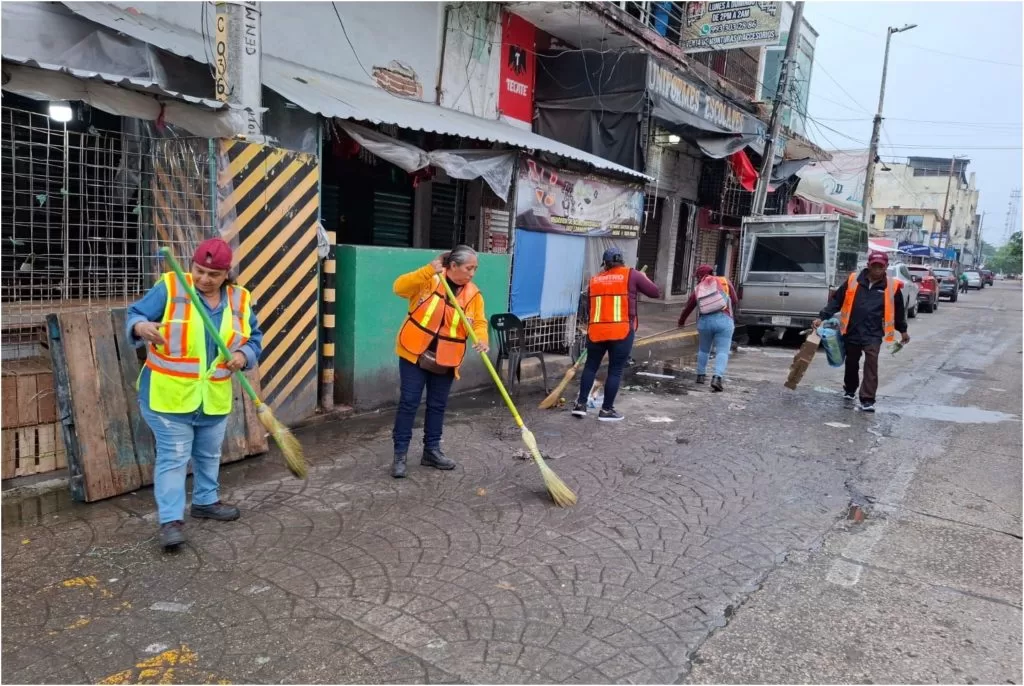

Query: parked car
<box><xmin>932</xmin><ymin>267</ymin><xmax>959</xmax><ymax>302</ymax></box>
<box><xmin>963</xmin><ymin>270</ymin><xmax>983</xmax><ymax>290</ymax></box>
<box><xmin>907</xmin><ymin>265</ymin><xmax>940</xmax><ymax>313</ymax></box>
<box><xmin>980</xmin><ymin>269</ymin><xmax>995</xmax><ymax>286</ymax></box>
<box><xmin>888</xmin><ymin>263</ymin><xmax>919</xmax><ymax>318</ymax></box>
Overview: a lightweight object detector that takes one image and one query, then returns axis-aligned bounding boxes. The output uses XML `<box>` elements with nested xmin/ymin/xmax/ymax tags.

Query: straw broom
<box><xmin>159</xmin><ymin>247</ymin><xmax>307</xmax><ymax>478</ymax></box>
<box><xmin>438</xmin><ymin>277</ymin><xmax>576</xmax><ymax>507</ymax></box>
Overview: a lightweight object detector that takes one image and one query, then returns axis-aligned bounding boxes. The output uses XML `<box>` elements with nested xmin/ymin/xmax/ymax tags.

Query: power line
<box><xmin>813</xmin><ymin>60</ymin><xmax>873</xmax><ymax>115</ymax></box>
<box><xmin>811</xmin><ymin>13</ymin><xmax>1024</xmax><ymax>68</ymax></box>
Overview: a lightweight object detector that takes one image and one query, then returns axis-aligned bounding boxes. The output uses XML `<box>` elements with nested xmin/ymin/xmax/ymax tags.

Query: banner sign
<box><xmin>647</xmin><ymin>60</ymin><xmax>765</xmax><ymax>136</ymax></box>
<box><xmin>682</xmin><ymin>1</ymin><xmax>783</xmax><ymax>53</ymax></box>
<box><xmin>514</xmin><ymin>157</ymin><xmax>645</xmax><ymax>238</ymax></box>
<box><xmin>498</xmin><ymin>11</ymin><xmax>537</xmax><ymax>128</ymax></box>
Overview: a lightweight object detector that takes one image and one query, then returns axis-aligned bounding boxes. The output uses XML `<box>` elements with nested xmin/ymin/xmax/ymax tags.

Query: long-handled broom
<box><xmin>438</xmin><ymin>277</ymin><xmax>576</xmax><ymax>507</ymax></box>
<box><xmin>159</xmin><ymin>247</ymin><xmax>307</xmax><ymax>478</ymax></box>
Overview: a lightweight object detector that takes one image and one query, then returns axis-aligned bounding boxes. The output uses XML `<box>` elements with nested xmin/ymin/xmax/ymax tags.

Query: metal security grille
<box><xmin>372</xmin><ymin>191</ymin><xmax>413</xmax><ymax>247</ymax></box>
<box><xmin>694</xmin><ymin>227</ymin><xmax>722</xmax><ymax>275</ymax></box>
<box><xmin>637</xmin><ymin>195</ymin><xmax>662</xmax><ymax>272</ymax></box>
<box><xmin>429</xmin><ymin>180</ymin><xmax>466</xmax><ymax>249</ymax></box>
<box><xmin>1</xmin><ymin>105</ymin><xmax>209</xmax><ymax>359</ymax></box>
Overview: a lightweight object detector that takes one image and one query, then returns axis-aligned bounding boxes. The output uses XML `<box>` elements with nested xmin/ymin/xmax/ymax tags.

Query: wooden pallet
<box><xmin>2</xmin><ymin>422</ymin><xmax>67</xmax><ymax>479</ymax></box>
<box><xmin>46</xmin><ymin>308</ymin><xmax>268</xmax><ymax>502</ymax></box>
<box><xmin>1</xmin><ymin>357</ymin><xmax>58</xmax><ymax>430</ymax></box>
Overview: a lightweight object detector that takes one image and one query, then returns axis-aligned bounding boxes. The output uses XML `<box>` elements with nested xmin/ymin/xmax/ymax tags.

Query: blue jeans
<box><xmin>697</xmin><ymin>312</ymin><xmax>735</xmax><ymax>377</ymax></box>
<box><xmin>393</xmin><ymin>357</ymin><xmax>455</xmax><ymax>454</ymax></box>
<box><xmin>577</xmin><ymin>329</ymin><xmax>635</xmax><ymax>411</ymax></box>
<box><xmin>139</xmin><ymin>404</ymin><xmax>229</xmax><ymax>525</ymax></box>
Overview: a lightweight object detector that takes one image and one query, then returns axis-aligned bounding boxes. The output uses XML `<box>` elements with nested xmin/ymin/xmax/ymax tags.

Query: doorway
<box><xmin>671</xmin><ymin>203</ymin><xmax>693</xmax><ymax>294</ymax></box>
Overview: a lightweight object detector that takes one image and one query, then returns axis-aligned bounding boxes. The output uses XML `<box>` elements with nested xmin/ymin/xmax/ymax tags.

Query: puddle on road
<box><xmin>879</xmin><ymin>404</ymin><xmax>1019</xmax><ymax>424</ymax></box>
<box><xmin>623</xmin><ymin>360</ymin><xmax>692</xmax><ymax>396</ymax></box>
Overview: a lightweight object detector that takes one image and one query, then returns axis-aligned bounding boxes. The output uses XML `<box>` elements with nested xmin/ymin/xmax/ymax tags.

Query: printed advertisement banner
<box><xmin>682</xmin><ymin>1</ymin><xmax>783</xmax><ymax>53</ymax></box>
<box><xmin>514</xmin><ymin>157</ymin><xmax>645</xmax><ymax>239</ymax></box>
<box><xmin>498</xmin><ymin>11</ymin><xmax>537</xmax><ymax>128</ymax></box>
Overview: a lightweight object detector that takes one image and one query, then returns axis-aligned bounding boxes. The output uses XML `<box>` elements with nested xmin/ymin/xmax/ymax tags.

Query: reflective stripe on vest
<box><xmin>588</xmin><ymin>266</ymin><xmax>631</xmax><ymax>342</ymax></box>
<box><xmin>838</xmin><ymin>272</ymin><xmax>897</xmax><ymax>343</ymax></box>
<box><xmin>144</xmin><ymin>272</ymin><xmax>253</xmax><ymax>415</ymax></box>
<box><xmin>397</xmin><ymin>277</ymin><xmax>481</xmax><ymax>368</ymax></box>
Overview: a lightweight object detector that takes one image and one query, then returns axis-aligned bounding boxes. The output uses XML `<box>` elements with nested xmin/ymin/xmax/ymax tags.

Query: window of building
<box><xmin>884</xmin><ymin>215</ymin><xmax>924</xmax><ymax>232</ymax></box>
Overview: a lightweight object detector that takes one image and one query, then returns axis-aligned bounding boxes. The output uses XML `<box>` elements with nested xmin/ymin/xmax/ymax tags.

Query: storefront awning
<box><xmin>63</xmin><ymin>2</ymin><xmax>650</xmax><ymax>182</ymax></box>
<box><xmin>262</xmin><ymin>58</ymin><xmax>651</xmax><ymax>181</ymax></box>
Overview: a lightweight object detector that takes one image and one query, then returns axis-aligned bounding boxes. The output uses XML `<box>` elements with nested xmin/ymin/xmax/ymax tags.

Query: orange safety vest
<box><xmin>398</xmin><ymin>275</ymin><xmax>481</xmax><ymax>368</ymax></box>
<box><xmin>588</xmin><ymin>266</ymin><xmax>632</xmax><ymax>342</ymax></box>
<box><xmin>838</xmin><ymin>272</ymin><xmax>900</xmax><ymax>343</ymax></box>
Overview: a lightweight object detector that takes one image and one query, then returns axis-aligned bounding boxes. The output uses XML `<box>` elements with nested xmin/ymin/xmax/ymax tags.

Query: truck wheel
<box><xmin>745</xmin><ymin>326</ymin><xmax>766</xmax><ymax>345</ymax></box>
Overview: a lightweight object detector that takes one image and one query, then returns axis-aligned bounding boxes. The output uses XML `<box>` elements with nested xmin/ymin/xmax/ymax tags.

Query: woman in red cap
<box><xmin>126</xmin><ymin>238</ymin><xmax>264</xmax><ymax>549</ymax></box>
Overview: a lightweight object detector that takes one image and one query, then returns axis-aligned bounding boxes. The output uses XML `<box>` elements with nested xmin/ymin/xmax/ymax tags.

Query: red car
<box><xmin>980</xmin><ymin>269</ymin><xmax>995</xmax><ymax>287</ymax></box>
<box><xmin>907</xmin><ymin>265</ymin><xmax>940</xmax><ymax>313</ymax></box>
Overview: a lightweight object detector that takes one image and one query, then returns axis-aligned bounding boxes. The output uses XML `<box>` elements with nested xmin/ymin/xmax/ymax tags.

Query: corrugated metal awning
<box><xmin>64</xmin><ymin>2</ymin><xmax>652</xmax><ymax>182</ymax></box>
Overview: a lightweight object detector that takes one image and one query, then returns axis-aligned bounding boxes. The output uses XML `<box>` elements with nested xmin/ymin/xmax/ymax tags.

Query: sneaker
<box><xmin>159</xmin><ymin>521</ymin><xmax>186</xmax><ymax>549</ymax></box>
<box><xmin>598</xmin><ymin>408</ymin><xmax>625</xmax><ymax>422</ymax></box>
<box><xmin>859</xmin><ymin>401</ymin><xmax>876</xmax><ymax>413</ymax></box>
<box><xmin>421</xmin><ymin>448</ymin><xmax>456</xmax><ymax>470</ymax></box>
<box><xmin>695</xmin><ymin>374</ymin><xmax>707</xmax><ymax>385</ymax></box>
<box><xmin>571</xmin><ymin>402</ymin><xmax>587</xmax><ymax>418</ymax></box>
<box><xmin>190</xmin><ymin>501</ymin><xmax>241</xmax><ymax>521</ymax></box>
<box><xmin>843</xmin><ymin>391</ymin><xmax>856</xmax><ymax>401</ymax></box>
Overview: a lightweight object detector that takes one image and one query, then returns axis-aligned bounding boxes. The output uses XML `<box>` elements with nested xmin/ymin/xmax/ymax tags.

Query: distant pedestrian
<box><xmin>959</xmin><ymin>271</ymin><xmax>969</xmax><ymax>294</ymax></box>
<box><xmin>677</xmin><ymin>264</ymin><xmax>738</xmax><ymax>392</ymax></box>
<box><xmin>572</xmin><ymin>247</ymin><xmax>660</xmax><ymax>422</ymax></box>
<box><xmin>391</xmin><ymin>246</ymin><xmax>489</xmax><ymax>478</ymax></box>
<box><xmin>813</xmin><ymin>250</ymin><xmax>910</xmax><ymax>412</ymax></box>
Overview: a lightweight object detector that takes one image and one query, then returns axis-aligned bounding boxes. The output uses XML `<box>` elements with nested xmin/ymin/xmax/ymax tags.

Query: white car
<box><xmin>963</xmin><ymin>271</ymin><xmax>983</xmax><ymax>290</ymax></box>
<box><xmin>888</xmin><ymin>264</ymin><xmax>919</xmax><ymax>318</ymax></box>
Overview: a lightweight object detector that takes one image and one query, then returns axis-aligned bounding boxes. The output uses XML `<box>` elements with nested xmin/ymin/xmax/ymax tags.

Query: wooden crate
<box><xmin>1</xmin><ymin>357</ymin><xmax>58</xmax><ymax>430</ymax></box>
<box><xmin>2</xmin><ymin>422</ymin><xmax>67</xmax><ymax>479</ymax></box>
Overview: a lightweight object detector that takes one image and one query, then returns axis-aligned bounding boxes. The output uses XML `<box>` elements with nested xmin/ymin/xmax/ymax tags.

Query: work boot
<box><xmin>422</xmin><ymin>448</ymin><xmax>456</xmax><ymax>470</ymax></box>
<box><xmin>190</xmin><ymin>501</ymin><xmax>240</xmax><ymax>521</ymax></box>
<box><xmin>391</xmin><ymin>452</ymin><xmax>408</xmax><ymax>479</ymax></box>
<box><xmin>159</xmin><ymin>521</ymin><xmax>186</xmax><ymax>549</ymax></box>
<box><xmin>695</xmin><ymin>374</ymin><xmax>707</xmax><ymax>385</ymax></box>
<box><xmin>571</xmin><ymin>402</ymin><xmax>587</xmax><ymax>418</ymax></box>
<box><xmin>711</xmin><ymin>376</ymin><xmax>724</xmax><ymax>392</ymax></box>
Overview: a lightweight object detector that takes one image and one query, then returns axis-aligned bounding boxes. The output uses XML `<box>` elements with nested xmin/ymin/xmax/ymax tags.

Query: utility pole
<box><xmin>862</xmin><ymin>23</ymin><xmax>917</xmax><ymax>226</ymax></box>
<box><xmin>214</xmin><ymin>0</ymin><xmax>263</xmax><ymax>138</ymax></box>
<box><xmin>940</xmin><ymin>155</ymin><xmax>957</xmax><ymax>253</ymax></box>
<box><xmin>751</xmin><ymin>1</ymin><xmax>804</xmax><ymax>216</ymax></box>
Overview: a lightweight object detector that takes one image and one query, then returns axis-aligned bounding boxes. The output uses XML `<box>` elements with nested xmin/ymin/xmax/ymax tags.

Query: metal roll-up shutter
<box><xmin>372</xmin><ymin>190</ymin><xmax>413</xmax><ymax>246</ymax></box>
<box><xmin>429</xmin><ymin>181</ymin><xmax>466</xmax><ymax>250</ymax></box>
<box><xmin>636</xmin><ymin>196</ymin><xmax>663</xmax><ymax>272</ymax></box>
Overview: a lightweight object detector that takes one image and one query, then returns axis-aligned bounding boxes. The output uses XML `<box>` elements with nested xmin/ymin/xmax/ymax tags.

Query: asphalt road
<box><xmin>2</xmin><ymin>282</ymin><xmax>1020</xmax><ymax>684</ymax></box>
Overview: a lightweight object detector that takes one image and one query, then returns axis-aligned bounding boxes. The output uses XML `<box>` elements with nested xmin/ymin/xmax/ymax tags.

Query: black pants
<box><xmin>844</xmin><ymin>343</ymin><xmax>880</xmax><ymax>403</ymax></box>
<box><xmin>576</xmin><ymin>330</ymin><xmax>635</xmax><ymax>411</ymax></box>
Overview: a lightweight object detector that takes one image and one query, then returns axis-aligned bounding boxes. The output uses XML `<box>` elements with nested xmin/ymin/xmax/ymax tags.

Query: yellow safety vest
<box><xmin>142</xmin><ymin>272</ymin><xmax>252</xmax><ymax>415</ymax></box>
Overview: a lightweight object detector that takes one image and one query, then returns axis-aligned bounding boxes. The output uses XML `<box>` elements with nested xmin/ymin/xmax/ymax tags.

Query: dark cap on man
<box><xmin>602</xmin><ymin>247</ymin><xmax>624</xmax><ymax>265</ymax></box>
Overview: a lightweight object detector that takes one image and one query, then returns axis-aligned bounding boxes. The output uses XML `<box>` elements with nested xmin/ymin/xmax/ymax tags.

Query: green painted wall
<box><xmin>335</xmin><ymin>246</ymin><xmax>511</xmax><ymax>410</ymax></box>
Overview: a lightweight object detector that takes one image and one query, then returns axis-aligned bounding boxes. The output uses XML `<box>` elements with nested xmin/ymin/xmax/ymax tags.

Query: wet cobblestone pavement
<box><xmin>4</xmin><ymin>352</ymin><xmax>866</xmax><ymax>684</ymax></box>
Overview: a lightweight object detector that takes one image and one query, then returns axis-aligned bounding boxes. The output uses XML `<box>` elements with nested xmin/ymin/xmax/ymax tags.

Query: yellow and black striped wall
<box><xmin>216</xmin><ymin>139</ymin><xmax>321</xmax><ymax>426</ymax></box>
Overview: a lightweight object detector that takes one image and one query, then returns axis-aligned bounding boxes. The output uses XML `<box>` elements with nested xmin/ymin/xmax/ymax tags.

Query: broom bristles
<box><xmin>257</xmin><ymin>405</ymin><xmax>308</xmax><ymax>479</ymax></box>
<box><xmin>521</xmin><ymin>427</ymin><xmax>577</xmax><ymax>507</ymax></box>
<box><xmin>538</xmin><ymin>367</ymin><xmax>577</xmax><ymax>409</ymax></box>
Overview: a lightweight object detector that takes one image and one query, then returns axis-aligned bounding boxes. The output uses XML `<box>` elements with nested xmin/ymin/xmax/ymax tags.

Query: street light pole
<box><xmin>862</xmin><ymin>23</ymin><xmax>916</xmax><ymax>228</ymax></box>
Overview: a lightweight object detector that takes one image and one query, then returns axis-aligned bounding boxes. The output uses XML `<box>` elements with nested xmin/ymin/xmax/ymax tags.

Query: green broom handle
<box><xmin>438</xmin><ymin>274</ymin><xmax>525</xmax><ymax>429</ymax></box>
<box><xmin>159</xmin><ymin>247</ymin><xmax>261</xmax><ymax>405</ymax></box>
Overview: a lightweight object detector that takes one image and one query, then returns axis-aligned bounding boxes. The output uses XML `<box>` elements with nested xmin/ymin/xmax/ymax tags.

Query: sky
<box><xmin>799</xmin><ymin>1</ymin><xmax>1023</xmax><ymax>246</ymax></box>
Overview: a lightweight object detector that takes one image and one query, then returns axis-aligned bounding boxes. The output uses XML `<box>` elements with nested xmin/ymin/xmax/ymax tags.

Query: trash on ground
<box><xmin>636</xmin><ymin>371</ymin><xmax>676</xmax><ymax>379</ymax></box>
<box><xmin>825</xmin><ymin>422</ymin><xmax>851</xmax><ymax>429</ymax></box>
<box><xmin>645</xmin><ymin>416</ymin><xmax>674</xmax><ymax>423</ymax></box>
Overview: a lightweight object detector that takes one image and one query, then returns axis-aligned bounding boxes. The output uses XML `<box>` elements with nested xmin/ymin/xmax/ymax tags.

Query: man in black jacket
<box><xmin>813</xmin><ymin>251</ymin><xmax>910</xmax><ymax>412</ymax></box>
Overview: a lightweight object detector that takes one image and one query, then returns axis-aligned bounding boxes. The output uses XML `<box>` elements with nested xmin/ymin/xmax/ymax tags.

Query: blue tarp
<box><xmin>509</xmin><ymin>229</ymin><xmax>586</xmax><ymax>318</ymax></box>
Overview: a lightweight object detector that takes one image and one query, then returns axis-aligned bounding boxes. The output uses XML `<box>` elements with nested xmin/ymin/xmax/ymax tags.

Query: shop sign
<box><xmin>647</xmin><ymin>61</ymin><xmax>760</xmax><ymax>135</ymax></box>
<box><xmin>514</xmin><ymin>157</ymin><xmax>645</xmax><ymax>239</ymax></box>
<box><xmin>498</xmin><ymin>12</ymin><xmax>536</xmax><ymax>127</ymax></box>
<box><xmin>682</xmin><ymin>2</ymin><xmax>782</xmax><ymax>53</ymax></box>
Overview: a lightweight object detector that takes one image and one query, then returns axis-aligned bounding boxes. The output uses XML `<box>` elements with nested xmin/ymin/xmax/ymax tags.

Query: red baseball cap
<box><xmin>193</xmin><ymin>238</ymin><xmax>233</xmax><ymax>271</ymax></box>
<box><xmin>867</xmin><ymin>250</ymin><xmax>889</xmax><ymax>267</ymax></box>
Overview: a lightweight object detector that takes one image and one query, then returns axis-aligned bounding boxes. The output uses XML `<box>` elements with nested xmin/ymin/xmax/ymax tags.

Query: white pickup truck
<box><xmin>737</xmin><ymin>214</ymin><xmax>869</xmax><ymax>343</ymax></box>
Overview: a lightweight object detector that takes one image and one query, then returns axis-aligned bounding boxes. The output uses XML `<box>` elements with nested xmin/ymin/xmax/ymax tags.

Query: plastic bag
<box><xmin>817</xmin><ymin>318</ymin><xmax>845</xmax><ymax>368</ymax></box>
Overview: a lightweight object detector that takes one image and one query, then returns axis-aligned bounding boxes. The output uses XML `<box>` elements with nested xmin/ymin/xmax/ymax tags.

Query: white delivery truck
<box><xmin>737</xmin><ymin>214</ymin><xmax>868</xmax><ymax>343</ymax></box>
